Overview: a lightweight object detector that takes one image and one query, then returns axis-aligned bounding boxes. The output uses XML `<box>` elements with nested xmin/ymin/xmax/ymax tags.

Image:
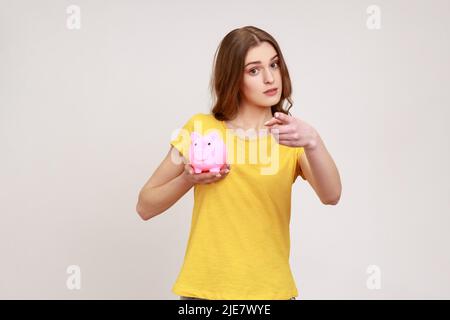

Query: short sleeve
<box><xmin>169</xmin><ymin>113</ymin><xmax>200</xmax><ymax>162</ymax></box>
<box><xmin>294</xmin><ymin>147</ymin><xmax>306</xmax><ymax>181</ymax></box>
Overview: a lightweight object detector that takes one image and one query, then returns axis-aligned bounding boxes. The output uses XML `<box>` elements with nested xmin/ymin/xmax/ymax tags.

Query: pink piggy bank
<box><xmin>189</xmin><ymin>131</ymin><xmax>227</xmax><ymax>173</ymax></box>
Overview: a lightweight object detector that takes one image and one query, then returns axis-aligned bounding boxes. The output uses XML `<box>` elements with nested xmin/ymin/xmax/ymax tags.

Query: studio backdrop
<box><xmin>1</xmin><ymin>0</ymin><xmax>449</xmax><ymax>299</ymax></box>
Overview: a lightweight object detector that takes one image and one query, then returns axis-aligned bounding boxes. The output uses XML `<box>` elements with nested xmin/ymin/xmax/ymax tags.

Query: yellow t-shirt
<box><xmin>169</xmin><ymin>112</ymin><xmax>305</xmax><ymax>300</ymax></box>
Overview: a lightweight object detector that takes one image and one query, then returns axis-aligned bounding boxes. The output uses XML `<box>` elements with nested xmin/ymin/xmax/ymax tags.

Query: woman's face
<box><xmin>240</xmin><ymin>41</ymin><xmax>282</xmax><ymax>108</ymax></box>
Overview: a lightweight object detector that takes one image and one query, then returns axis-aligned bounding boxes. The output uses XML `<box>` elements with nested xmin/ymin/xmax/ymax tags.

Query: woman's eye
<box><xmin>248</xmin><ymin>62</ymin><xmax>279</xmax><ymax>75</ymax></box>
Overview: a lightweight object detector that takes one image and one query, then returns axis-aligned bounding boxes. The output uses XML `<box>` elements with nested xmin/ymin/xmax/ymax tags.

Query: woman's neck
<box><xmin>227</xmin><ymin>106</ymin><xmax>273</xmax><ymax>132</ymax></box>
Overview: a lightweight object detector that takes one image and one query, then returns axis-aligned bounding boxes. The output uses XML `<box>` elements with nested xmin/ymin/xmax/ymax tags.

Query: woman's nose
<box><xmin>263</xmin><ymin>69</ymin><xmax>274</xmax><ymax>83</ymax></box>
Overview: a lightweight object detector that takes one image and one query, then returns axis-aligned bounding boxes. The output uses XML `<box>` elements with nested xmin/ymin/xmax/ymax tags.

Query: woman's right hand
<box><xmin>183</xmin><ymin>163</ymin><xmax>230</xmax><ymax>185</ymax></box>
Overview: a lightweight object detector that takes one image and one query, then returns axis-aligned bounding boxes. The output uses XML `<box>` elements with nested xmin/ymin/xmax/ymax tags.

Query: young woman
<box><xmin>136</xmin><ymin>26</ymin><xmax>342</xmax><ymax>300</ymax></box>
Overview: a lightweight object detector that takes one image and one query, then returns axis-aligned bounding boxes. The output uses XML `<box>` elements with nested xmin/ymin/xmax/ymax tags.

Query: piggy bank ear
<box><xmin>208</xmin><ymin>131</ymin><xmax>220</xmax><ymax>141</ymax></box>
<box><xmin>191</xmin><ymin>132</ymin><xmax>201</xmax><ymax>141</ymax></box>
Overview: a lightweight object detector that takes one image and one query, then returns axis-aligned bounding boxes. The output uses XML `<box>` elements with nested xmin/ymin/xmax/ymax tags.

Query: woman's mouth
<box><xmin>264</xmin><ymin>88</ymin><xmax>278</xmax><ymax>96</ymax></box>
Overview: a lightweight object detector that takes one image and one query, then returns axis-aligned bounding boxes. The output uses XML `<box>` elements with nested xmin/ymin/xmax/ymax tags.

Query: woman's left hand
<box><xmin>264</xmin><ymin>112</ymin><xmax>319</xmax><ymax>150</ymax></box>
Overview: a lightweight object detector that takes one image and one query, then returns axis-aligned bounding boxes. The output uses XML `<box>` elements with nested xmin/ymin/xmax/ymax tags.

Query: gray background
<box><xmin>1</xmin><ymin>0</ymin><xmax>449</xmax><ymax>299</ymax></box>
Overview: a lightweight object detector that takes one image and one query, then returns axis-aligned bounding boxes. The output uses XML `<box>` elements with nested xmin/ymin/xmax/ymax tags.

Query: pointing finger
<box><xmin>264</xmin><ymin>117</ymin><xmax>283</xmax><ymax>127</ymax></box>
<box><xmin>273</xmin><ymin>112</ymin><xmax>291</xmax><ymax>124</ymax></box>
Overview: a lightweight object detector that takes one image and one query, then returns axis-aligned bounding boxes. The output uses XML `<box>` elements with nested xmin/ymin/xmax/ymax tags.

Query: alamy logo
<box><xmin>66</xmin><ymin>265</ymin><xmax>81</xmax><ymax>290</ymax></box>
<box><xmin>366</xmin><ymin>264</ymin><xmax>381</xmax><ymax>290</ymax></box>
<box><xmin>366</xmin><ymin>5</ymin><xmax>381</xmax><ymax>30</ymax></box>
<box><xmin>66</xmin><ymin>5</ymin><xmax>81</xmax><ymax>30</ymax></box>
<box><xmin>170</xmin><ymin>119</ymin><xmax>280</xmax><ymax>175</ymax></box>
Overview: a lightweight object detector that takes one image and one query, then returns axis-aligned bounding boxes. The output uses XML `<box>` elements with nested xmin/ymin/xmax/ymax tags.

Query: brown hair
<box><xmin>210</xmin><ymin>26</ymin><xmax>294</xmax><ymax>121</ymax></box>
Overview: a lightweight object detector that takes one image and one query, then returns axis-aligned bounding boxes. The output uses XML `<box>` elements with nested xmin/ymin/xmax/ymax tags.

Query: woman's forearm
<box><xmin>304</xmin><ymin>132</ymin><xmax>342</xmax><ymax>204</ymax></box>
<box><xmin>137</xmin><ymin>173</ymin><xmax>194</xmax><ymax>220</ymax></box>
